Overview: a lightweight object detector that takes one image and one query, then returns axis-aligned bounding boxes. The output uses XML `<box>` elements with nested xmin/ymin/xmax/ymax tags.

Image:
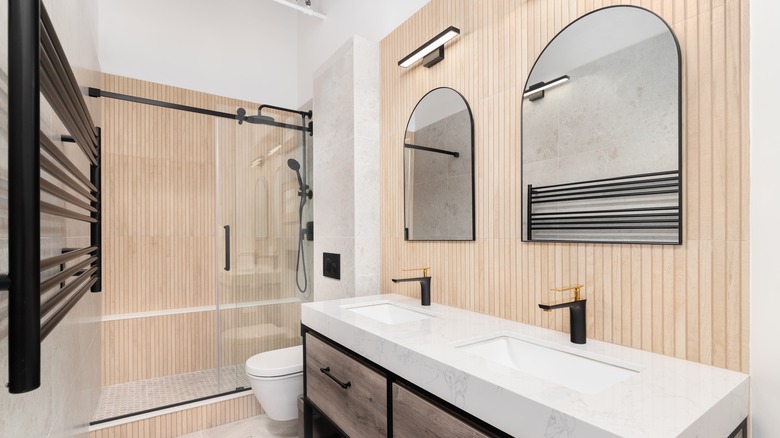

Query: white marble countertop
<box><xmin>301</xmin><ymin>294</ymin><xmax>749</xmax><ymax>437</ymax></box>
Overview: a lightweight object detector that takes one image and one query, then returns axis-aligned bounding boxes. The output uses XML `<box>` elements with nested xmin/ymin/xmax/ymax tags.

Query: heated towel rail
<box><xmin>2</xmin><ymin>0</ymin><xmax>102</xmax><ymax>393</ymax></box>
<box><xmin>526</xmin><ymin>170</ymin><xmax>681</xmax><ymax>244</ymax></box>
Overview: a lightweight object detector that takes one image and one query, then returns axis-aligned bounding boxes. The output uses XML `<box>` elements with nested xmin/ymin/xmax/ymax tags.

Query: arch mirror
<box><xmin>521</xmin><ymin>6</ymin><xmax>681</xmax><ymax>244</ymax></box>
<box><xmin>404</xmin><ymin>87</ymin><xmax>474</xmax><ymax>241</ymax></box>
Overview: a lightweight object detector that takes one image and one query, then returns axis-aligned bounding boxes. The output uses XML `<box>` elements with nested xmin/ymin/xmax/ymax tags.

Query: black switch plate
<box><xmin>323</xmin><ymin>252</ymin><xmax>340</xmax><ymax>280</ymax></box>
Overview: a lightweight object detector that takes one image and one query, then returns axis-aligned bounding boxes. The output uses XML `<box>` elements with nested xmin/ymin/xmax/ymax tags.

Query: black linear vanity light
<box><xmin>398</xmin><ymin>26</ymin><xmax>460</xmax><ymax>68</ymax></box>
<box><xmin>524</xmin><ymin>75</ymin><xmax>570</xmax><ymax>101</ymax></box>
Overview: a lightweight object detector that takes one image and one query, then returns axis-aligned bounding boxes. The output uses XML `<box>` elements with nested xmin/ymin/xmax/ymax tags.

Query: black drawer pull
<box><xmin>320</xmin><ymin>367</ymin><xmax>351</xmax><ymax>389</ymax></box>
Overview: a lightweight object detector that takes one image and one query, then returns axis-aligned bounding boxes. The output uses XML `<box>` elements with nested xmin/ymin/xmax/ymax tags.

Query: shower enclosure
<box><xmin>90</xmin><ymin>85</ymin><xmax>313</xmax><ymax>424</ymax></box>
<box><xmin>215</xmin><ymin>104</ymin><xmax>314</xmax><ymax>394</ymax></box>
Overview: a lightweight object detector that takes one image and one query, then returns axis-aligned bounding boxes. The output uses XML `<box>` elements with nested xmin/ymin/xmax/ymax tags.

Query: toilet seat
<box><xmin>246</xmin><ymin>345</ymin><xmax>303</xmax><ymax>378</ymax></box>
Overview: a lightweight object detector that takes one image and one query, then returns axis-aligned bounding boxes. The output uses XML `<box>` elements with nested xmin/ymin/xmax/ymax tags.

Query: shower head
<box><xmin>288</xmin><ymin>159</ymin><xmax>304</xmax><ymax>189</ymax></box>
<box><xmin>245</xmin><ymin>114</ymin><xmax>276</xmax><ymax>124</ymax></box>
<box><xmin>236</xmin><ymin>107</ymin><xmax>275</xmax><ymax>125</ymax></box>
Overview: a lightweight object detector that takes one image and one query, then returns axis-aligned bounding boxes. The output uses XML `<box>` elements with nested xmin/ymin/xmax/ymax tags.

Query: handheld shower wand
<box><xmin>287</xmin><ymin>159</ymin><xmax>312</xmax><ymax>199</ymax></box>
<box><xmin>288</xmin><ymin>158</ymin><xmax>311</xmax><ymax>293</ymax></box>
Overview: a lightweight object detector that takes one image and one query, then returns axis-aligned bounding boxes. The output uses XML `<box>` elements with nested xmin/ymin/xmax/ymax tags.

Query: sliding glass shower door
<box><xmin>215</xmin><ymin>106</ymin><xmax>312</xmax><ymax>393</ymax></box>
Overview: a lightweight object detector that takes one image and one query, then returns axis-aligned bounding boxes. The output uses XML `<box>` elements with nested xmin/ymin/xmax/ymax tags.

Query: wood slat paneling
<box><xmin>380</xmin><ymin>0</ymin><xmax>749</xmax><ymax>372</ymax></box>
<box><xmin>101</xmin><ymin>74</ymin><xmax>304</xmax><ymax>386</ymax></box>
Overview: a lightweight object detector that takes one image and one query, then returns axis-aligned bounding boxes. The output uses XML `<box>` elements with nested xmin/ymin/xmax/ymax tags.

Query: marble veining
<box><xmin>302</xmin><ymin>294</ymin><xmax>748</xmax><ymax>437</ymax></box>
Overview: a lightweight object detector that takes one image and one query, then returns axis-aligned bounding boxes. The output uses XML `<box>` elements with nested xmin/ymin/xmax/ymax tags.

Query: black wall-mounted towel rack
<box><xmin>527</xmin><ymin>170</ymin><xmax>681</xmax><ymax>244</ymax></box>
<box><xmin>2</xmin><ymin>0</ymin><xmax>103</xmax><ymax>394</ymax></box>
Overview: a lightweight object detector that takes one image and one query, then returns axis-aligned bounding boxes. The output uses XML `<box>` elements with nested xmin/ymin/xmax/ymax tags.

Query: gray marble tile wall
<box><xmin>0</xmin><ymin>0</ymin><xmax>102</xmax><ymax>436</ymax></box>
<box><xmin>409</xmin><ymin>110</ymin><xmax>472</xmax><ymax>240</ymax></box>
<box><xmin>313</xmin><ymin>36</ymin><xmax>381</xmax><ymax>300</ymax></box>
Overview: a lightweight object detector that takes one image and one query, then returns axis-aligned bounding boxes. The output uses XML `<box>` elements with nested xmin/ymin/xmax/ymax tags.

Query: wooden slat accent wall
<box><xmin>380</xmin><ymin>0</ymin><xmax>749</xmax><ymax>372</ymax></box>
<box><xmin>88</xmin><ymin>394</ymin><xmax>262</xmax><ymax>438</ymax></box>
<box><xmin>101</xmin><ymin>74</ymin><xmax>303</xmax><ymax>386</ymax></box>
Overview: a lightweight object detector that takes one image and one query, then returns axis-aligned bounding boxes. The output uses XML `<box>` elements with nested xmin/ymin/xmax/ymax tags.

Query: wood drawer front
<box><xmin>392</xmin><ymin>383</ymin><xmax>495</xmax><ymax>438</ymax></box>
<box><xmin>306</xmin><ymin>334</ymin><xmax>387</xmax><ymax>438</ymax></box>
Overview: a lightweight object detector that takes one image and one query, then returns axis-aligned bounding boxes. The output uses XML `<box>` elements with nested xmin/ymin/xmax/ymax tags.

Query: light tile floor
<box><xmin>176</xmin><ymin>415</ymin><xmax>298</xmax><ymax>438</ymax></box>
<box><xmin>93</xmin><ymin>366</ymin><xmax>251</xmax><ymax>421</ymax></box>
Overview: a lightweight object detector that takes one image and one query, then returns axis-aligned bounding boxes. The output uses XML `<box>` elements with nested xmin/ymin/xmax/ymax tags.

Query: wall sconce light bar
<box><xmin>398</xmin><ymin>26</ymin><xmax>460</xmax><ymax>68</ymax></box>
<box><xmin>524</xmin><ymin>75</ymin><xmax>570</xmax><ymax>100</ymax></box>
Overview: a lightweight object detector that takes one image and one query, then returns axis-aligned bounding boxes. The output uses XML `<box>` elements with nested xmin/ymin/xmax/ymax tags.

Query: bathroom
<box><xmin>0</xmin><ymin>0</ymin><xmax>778</xmax><ymax>436</ymax></box>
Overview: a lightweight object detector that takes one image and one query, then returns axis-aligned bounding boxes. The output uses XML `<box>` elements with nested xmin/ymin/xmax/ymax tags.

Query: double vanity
<box><xmin>301</xmin><ymin>294</ymin><xmax>748</xmax><ymax>437</ymax></box>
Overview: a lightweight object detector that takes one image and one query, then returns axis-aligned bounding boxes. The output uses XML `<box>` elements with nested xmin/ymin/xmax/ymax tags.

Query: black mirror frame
<box><xmin>403</xmin><ymin>86</ymin><xmax>476</xmax><ymax>241</ymax></box>
<box><xmin>520</xmin><ymin>5</ymin><xmax>683</xmax><ymax>245</ymax></box>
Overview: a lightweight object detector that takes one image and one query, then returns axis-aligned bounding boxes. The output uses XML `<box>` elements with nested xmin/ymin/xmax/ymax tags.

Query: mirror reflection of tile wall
<box><xmin>522</xmin><ymin>32</ymin><xmax>679</xmax><ymax>242</ymax></box>
<box><xmin>410</xmin><ymin>109</ymin><xmax>473</xmax><ymax>240</ymax></box>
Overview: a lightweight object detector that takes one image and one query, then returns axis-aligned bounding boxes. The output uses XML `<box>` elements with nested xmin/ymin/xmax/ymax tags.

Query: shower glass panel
<box><xmin>215</xmin><ymin>106</ymin><xmax>313</xmax><ymax>394</ymax></box>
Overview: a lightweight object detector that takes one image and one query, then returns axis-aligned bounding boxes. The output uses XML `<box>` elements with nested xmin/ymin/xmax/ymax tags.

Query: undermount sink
<box><xmin>457</xmin><ymin>334</ymin><xmax>640</xmax><ymax>394</ymax></box>
<box><xmin>343</xmin><ymin>302</ymin><xmax>435</xmax><ymax>325</ymax></box>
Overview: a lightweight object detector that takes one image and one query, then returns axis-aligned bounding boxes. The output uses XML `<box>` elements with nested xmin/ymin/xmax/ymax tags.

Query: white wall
<box><xmin>99</xmin><ymin>0</ymin><xmax>429</xmax><ymax>108</ymax></box>
<box><xmin>99</xmin><ymin>0</ymin><xmax>299</xmax><ymax>106</ymax></box>
<box><xmin>296</xmin><ymin>0</ymin><xmax>429</xmax><ymax>107</ymax></box>
<box><xmin>750</xmin><ymin>1</ymin><xmax>780</xmax><ymax>436</ymax></box>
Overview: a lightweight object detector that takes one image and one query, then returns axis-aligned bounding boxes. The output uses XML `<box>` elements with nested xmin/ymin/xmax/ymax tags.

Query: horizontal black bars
<box><xmin>39</xmin><ymin>46</ymin><xmax>98</xmax><ymax>159</ymax></box>
<box><xmin>39</xmin><ymin>71</ymin><xmax>98</xmax><ymax>164</ymax></box>
<box><xmin>41</xmin><ymin>201</ymin><xmax>98</xmax><ymax>223</ymax></box>
<box><xmin>40</xmin><ymin>154</ymin><xmax>98</xmax><ymax>202</ymax></box>
<box><xmin>40</xmin><ymin>256</ymin><xmax>97</xmax><ymax>293</ymax></box>
<box><xmin>40</xmin><ymin>246</ymin><xmax>97</xmax><ymax>270</ymax></box>
<box><xmin>532</xmin><ymin>189</ymin><xmax>679</xmax><ymax>204</ymax></box>
<box><xmin>40</xmin><ymin>6</ymin><xmax>98</xmax><ymax>138</ymax></box>
<box><xmin>533</xmin><ymin>225</ymin><xmax>679</xmax><ymax>230</ymax></box>
<box><xmin>531</xmin><ymin>182</ymin><xmax>678</xmax><ymax>200</ymax></box>
<box><xmin>90</xmin><ymin>88</ymin><xmax>313</xmax><ymax>134</ymax></box>
<box><xmin>531</xmin><ymin>212</ymin><xmax>678</xmax><ymax>220</ymax></box>
<box><xmin>0</xmin><ymin>275</ymin><xmax>10</xmax><ymax>291</ymax></box>
<box><xmin>532</xmin><ymin>219</ymin><xmax>679</xmax><ymax>225</ymax></box>
<box><xmin>41</xmin><ymin>134</ymin><xmax>97</xmax><ymax>192</ymax></box>
<box><xmin>532</xmin><ymin>170</ymin><xmax>678</xmax><ymax>191</ymax></box>
<box><xmin>40</xmin><ymin>267</ymin><xmax>97</xmax><ymax>315</ymax></box>
<box><xmin>41</xmin><ymin>179</ymin><xmax>97</xmax><ymax>213</ymax></box>
<box><xmin>531</xmin><ymin>175</ymin><xmax>678</xmax><ymax>195</ymax></box>
<box><xmin>531</xmin><ymin>206</ymin><xmax>679</xmax><ymax>216</ymax></box>
<box><xmin>404</xmin><ymin>143</ymin><xmax>460</xmax><ymax>158</ymax></box>
<box><xmin>41</xmin><ymin>276</ymin><xmax>98</xmax><ymax>341</ymax></box>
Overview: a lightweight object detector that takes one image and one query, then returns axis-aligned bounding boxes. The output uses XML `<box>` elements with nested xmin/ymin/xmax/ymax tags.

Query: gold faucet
<box><xmin>402</xmin><ymin>267</ymin><xmax>430</xmax><ymax>277</ymax></box>
<box><xmin>544</xmin><ymin>284</ymin><xmax>582</xmax><ymax>309</ymax></box>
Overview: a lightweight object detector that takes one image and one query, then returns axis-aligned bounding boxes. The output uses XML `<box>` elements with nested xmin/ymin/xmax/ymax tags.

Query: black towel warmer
<box><xmin>2</xmin><ymin>0</ymin><xmax>102</xmax><ymax>393</ymax></box>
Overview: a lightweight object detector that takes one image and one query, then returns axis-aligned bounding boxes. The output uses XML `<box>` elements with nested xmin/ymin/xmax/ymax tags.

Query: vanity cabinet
<box><xmin>303</xmin><ymin>330</ymin><xmax>507</xmax><ymax>438</ymax></box>
<box><xmin>392</xmin><ymin>383</ymin><xmax>492</xmax><ymax>438</ymax></box>
<box><xmin>305</xmin><ymin>334</ymin><xmax>387</xmax><ymax>438</ymax></box>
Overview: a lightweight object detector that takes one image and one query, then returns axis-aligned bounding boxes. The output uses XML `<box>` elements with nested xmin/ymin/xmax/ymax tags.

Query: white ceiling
<box><xmin>99</xmin><ymin>0</ymin><xmax>430</xmax><ymax>108</ymax></box>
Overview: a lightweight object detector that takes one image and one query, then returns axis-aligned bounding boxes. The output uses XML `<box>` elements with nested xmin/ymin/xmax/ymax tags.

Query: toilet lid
<box><xmin>246</xmin><ymin>345</ymin><xmax>303</xmax><ymax>377</ymax></box>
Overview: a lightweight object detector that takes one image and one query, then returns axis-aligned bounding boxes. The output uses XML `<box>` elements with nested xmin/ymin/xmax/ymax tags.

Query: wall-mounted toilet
<box><xmin>245</xmin><ymin>344</ymin><xmax>303</xmax><ymax>421</ymax></box>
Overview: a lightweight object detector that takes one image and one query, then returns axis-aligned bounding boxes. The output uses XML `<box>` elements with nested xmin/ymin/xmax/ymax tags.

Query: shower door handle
<box><xmin>224</xmin><ymin>225</ymin><xmax>231</xmax><ymax>271</ymax></box>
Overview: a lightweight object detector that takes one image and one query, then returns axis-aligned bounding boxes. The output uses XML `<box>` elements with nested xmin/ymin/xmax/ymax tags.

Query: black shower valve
<box><xmin>303</xmin><ymin>221</ymin><xmax>314</xmax><ymax>241</ymax></box>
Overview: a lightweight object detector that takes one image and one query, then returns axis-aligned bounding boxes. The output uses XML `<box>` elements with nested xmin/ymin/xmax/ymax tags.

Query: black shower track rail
<box><xmin>88</xmin><ymin>88</ymin><xmax>314</xmax><ymax>135</ymax></box>
<box><xmin>527</xmin><ymin>170</ymin><xmax>681</xmax><ymax>244</ymax></box>
<box><xmin>2</xmin><ymin>0</ymin><xmax>103</xmax><ymax>394</ymax></box>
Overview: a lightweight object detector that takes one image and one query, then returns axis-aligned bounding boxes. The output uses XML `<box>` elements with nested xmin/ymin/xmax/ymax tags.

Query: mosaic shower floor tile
<box><xmin>92</xmin><ymin>366</ymin><xmax>251</xmax><ymax>422</ymax></box>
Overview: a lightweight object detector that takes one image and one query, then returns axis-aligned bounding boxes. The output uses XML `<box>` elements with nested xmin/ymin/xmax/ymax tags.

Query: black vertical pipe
<box><xmin>526</xmin><ymin>184</ymin><xmax>533</xmax><ymax>241</ymax></box>
<box><xmin>90</xmin><ymin>128</ymin><xmax>101</xmax><ymax>292</ymax></box>
<box><xmin>8</xmin><ymin>0</ymin><xmax>41</xmax><ymax>393</ymax></box>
